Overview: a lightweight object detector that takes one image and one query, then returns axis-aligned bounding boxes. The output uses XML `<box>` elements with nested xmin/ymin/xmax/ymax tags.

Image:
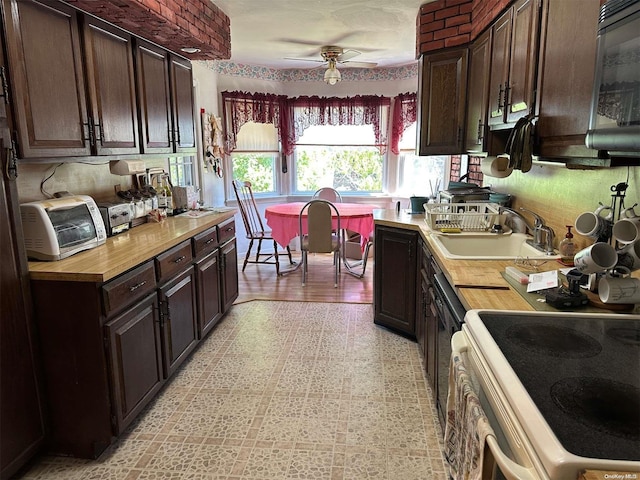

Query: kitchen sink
<box><xmin>430</xmin><ymin>231</ymin><xmax>560</xmax><ymax>260</ymax></box>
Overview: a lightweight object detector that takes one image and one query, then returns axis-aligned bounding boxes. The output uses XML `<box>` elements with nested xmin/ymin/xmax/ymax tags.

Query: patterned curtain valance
<box><xmin>221</xmin><ymin>91</ymin><xmax>288</xmax><ymax>153</ymax></box>
<box><xmin>222</xmin><ymin>91</ymin><xmax>400</xmax><ymax>156</ymax></box>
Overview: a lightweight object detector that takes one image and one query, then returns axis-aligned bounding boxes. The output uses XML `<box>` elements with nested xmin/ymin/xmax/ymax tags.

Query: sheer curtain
<box><xmin>390</xmin><ymin>92</ymin><xmax>417</xmax><ymax>155</ymax></box>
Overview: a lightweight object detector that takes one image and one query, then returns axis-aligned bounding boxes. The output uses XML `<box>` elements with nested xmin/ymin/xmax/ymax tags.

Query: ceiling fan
<box><xmin>285</xmin><ymin>45</ymin><xmax>378</xmax><ymax>85</ymax></box>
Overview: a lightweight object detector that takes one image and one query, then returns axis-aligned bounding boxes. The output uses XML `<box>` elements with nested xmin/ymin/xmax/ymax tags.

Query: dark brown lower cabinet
<box><xmin>105</xmin><ymin>294</ymin><xmax>164</xmax><ymax>434</ymax></box>
<box><xmin>159</xmin><ymin>267</ymin><xmax>198</xmax><ymax>377</ymax></box>
<box><xmin>373</xmin><ymin>225</ymin><xmax>418</xmax><ymax>337</ymax></box>
<box><xmin>29</xmin><ymin>224</ymin><xmax>237</xmax><ymax>459</ymax></box>
<box><xmin>195</xmin><ymin>250</ymin><xmax>223</xmax><ymax>338</ymax></box>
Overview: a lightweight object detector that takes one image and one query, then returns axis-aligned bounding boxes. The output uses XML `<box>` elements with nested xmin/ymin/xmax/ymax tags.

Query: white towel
<box><xmin>444</xmin><ymin>353</ymin><xmax>495</xmax><ymax>480</ymax></box>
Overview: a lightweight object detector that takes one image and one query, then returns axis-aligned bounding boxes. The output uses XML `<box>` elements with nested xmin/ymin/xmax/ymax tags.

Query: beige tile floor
<box><xmin>17</xmin><ymin>301</ymin><xmax>448</xmax><ymax>480</ymax></box>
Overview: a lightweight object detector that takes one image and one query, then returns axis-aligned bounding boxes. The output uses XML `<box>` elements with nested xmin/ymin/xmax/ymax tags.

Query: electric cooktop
<box><xmin>478</xmin><ymin>312</ymin><xmax>640</xmax><ymax>462</ymax></box>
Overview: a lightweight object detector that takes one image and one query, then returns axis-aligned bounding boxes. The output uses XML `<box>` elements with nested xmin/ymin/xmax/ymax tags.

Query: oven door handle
<box><xmin>486</xmin><ymin>435</ymin><xmax>538</xmax><ymax>480</ymax></box>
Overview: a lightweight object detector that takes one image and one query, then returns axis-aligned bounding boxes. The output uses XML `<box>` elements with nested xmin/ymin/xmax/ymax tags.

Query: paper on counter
<box><xmin>526</xmin><ymin>270</ymin><xmax>558</xmax><ymax>292</ymax></box>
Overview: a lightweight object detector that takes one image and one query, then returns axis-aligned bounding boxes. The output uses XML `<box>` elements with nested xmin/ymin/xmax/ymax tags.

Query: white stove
<box><xmin>452</xmin><ymin>310</ymin><xmax>640</xmax><ymax>480</ymax></box>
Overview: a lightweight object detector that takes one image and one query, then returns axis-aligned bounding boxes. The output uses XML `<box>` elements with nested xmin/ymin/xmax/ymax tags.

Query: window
<box><xmin>396</xmin><ymin>123</ymin><xmax>448</xmax><ymax>198</ymax></box>
<box><xmin>168</xmin><ymin>156</ymin><xmax>195</xmax><ymax>186</ymax></box>
<box><xmin>230</xmin><ymin>122</ymin><xmax>279</xmax><ymax>195</ymax></box>
<box><xmin>293</xmin><ymin>124</ymin><xmax>383</xmax><ymax>194</ymax></box>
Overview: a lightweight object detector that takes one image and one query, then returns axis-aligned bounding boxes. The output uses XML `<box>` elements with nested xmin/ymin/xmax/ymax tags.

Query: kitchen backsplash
<box><xmin>16</xmin><ymin>159</ymin><xmax>168</xmax><ymax>203</ymax></box>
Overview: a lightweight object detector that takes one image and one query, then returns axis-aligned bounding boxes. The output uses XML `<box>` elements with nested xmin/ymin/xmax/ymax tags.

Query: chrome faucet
<box><xmin>499</xmin><ymin>206</ymin><xmax>556</xmax><ymax>255</ymax></box>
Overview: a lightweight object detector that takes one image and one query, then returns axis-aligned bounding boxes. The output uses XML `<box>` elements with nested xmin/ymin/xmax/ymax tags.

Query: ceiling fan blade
<box><xmin>337</xmin><ymin>49</ymin><xmax>361</xmax><ymax>62</ymax></box>
<box><xmin>283</xmin><ymin>57</ymin><xmax>325</xmax><ymax>63</ymax></box>
<box><xmin>341</xmin><ymin>60</ymin><xmax>378</xmax><ymax>68</ymax></box>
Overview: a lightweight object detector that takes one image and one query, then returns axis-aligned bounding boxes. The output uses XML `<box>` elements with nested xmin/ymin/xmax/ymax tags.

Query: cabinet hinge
<box><xmin>0</xmin><ymin>66</ymin><xmax>9</xmax><ymax>105</ymax></box>
<box><xmin>158</xmin><ymin>299</ymin><xmax>169</xmax><ymax>325</ymax></box>
<box><xmin>3</xmin><ymin>138</ymin><xmax>18</xmax><ymax>181</ymax></box>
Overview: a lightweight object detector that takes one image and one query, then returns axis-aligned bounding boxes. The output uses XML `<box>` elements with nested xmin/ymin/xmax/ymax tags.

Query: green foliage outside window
<box><xmin>295</xmin><ymin>146</ymin><xmax>383</xmax><ymax>193</ymax></box>
<box><xmin>231</xmin><ymin>153</ymin><xmax>276</xmax><ymax>193</ymax></box>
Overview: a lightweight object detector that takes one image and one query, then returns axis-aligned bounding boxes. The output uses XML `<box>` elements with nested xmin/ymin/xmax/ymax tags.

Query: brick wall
<box><xmin>66</xmin><ymin>0</ymin><xmax>231</xmax><ymax>61</ymax></box>
<box><xmin>471</xmin><ymin>0</ymin><xmax>511</xmax><ymax>38</ymax></box>
<box><xmin>417</xmin><ymin>0</ymin><xmax>473</xmax><ymax>54</ymax></box>
<box><xmin>416</xmin><ymin>0</ymin><xmax>513</xmax><ymax>55</ymax></box>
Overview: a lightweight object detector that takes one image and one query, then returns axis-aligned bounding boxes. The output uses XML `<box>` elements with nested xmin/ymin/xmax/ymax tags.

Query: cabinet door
<box><xmin>373</xmin><ymin>226</ymin><xmax>418</xmax><ymax>336</ymax></box>
<box><xmin>104</xmin><ymin>294</ymin><xmax>164</xmax><ymax>433</ymax></box>
<box><xmin>535</xmin><ymin>0</ymin><xmax>600</xmax><ymax>160</ymax></box>
<box><xmin>220</xmin><ymin>238</ymin><xmax>239</xmax><ymax>312</ymax></box>
<box><xmin>0</xmin><ymin>36</ymin><xmax>46</xmax><ymax>473</ymax></box>
<box><xmin>135</xmin><ymin>40</ymin><xmax>173</xmax><ymax>154</ymax></box>
<box><xmin>465</xmin><ymin>30</ymin><xmax>492</xmax><ymax>152</ymax></box>
<box><xmin>169</xmin><ymin>56</ymin><xmax>196</xmax><ymax>152</ymax></box>
<box><xmin>505</xmin><ymin>0</ymin><xmax>540</xmax><ymax>124</ymax></box>
<box><xmin>417</xmin><ymin>48</ymin><xmax>468</xmax><ymax>155</ymax></box>
<box><xmin>159</xmin><ymin>267</ymin><xmax>198</xmax><ymax>377</ymax></box>
<box><xmin>195</xmin><ymin>250</ymin><xmax>222</xmax><ymax>338</ymax></box>
<box><xmin>488</xmin><ymin>9</ymin><xmax>513</xmax><ymax>127</ymax></box>
<box><xmin>82</xmin><ymin>17</ymin><xmax>139</xmax><ymax>155</ymax></box>
<box><xmin>3</xmin><ymin>0</ymin><xmax>91</xmax><ymax>158</ymax></box>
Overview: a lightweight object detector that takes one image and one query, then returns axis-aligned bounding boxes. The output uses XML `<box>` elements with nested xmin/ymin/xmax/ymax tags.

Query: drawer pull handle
<box><xmin>129</xmin><ymin>281</ymin><xmax>147</xmax><ymax>292</ymax></box>
<box><xmin>174</xmin><ymin>255</ymin><xmax>186</xmax><ymax>264</ymax></box>
<box><xmin>205</xmin><ymin>238</ymin><xmax>216</xmax><ymax>245</ymax></box>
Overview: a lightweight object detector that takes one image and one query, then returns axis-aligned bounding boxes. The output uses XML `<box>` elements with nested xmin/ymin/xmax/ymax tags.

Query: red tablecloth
<box><xmin>265</xmin><ymin>202</ymin><xmax>375</xmax><ymax>249</ymax></box>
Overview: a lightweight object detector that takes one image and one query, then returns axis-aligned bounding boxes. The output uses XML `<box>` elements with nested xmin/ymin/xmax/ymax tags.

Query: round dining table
<box><xmin>264</xmin><ymin>201</ymin><xmax>375</xmax><ymax>250</ymax></box>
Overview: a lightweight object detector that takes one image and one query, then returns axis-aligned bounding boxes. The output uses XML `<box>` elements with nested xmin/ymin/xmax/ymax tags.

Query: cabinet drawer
<box><xmin>102</xmin><ymin>261</ymin><xmax>156</xmax><ymax>316</ymax></box>
<box><xmin>155</xmin><ymin>240</ymin><xmax>193</xmax><ymax>283</ymax></box>
<box><xmin>217</xmin><ymin>218</ymin><xmax>236</xmax><ymax>245</ymax></box>
<box><xmin>192</xmin><ymin>226</ymin><xmax>219</xmax><ymax>258</ymax></box>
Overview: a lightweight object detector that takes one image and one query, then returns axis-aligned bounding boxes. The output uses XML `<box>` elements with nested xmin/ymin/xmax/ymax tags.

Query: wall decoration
<box><xmin>201</xmin><ymin>110</ymin><xmax>224</xmax><ymax>178</ymax></box>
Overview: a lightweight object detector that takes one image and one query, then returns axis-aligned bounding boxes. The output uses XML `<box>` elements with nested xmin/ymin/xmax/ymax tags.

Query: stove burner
<box><xmin>606</xmin><ymin>327</ymin><xmax>640</xmax><ymax>346</ymax></box>
<box><xmin>505</xmin><ymin>323</ymin><xmax>602</xmax><ymax>358</ymax></box>
<box><xmin>550</xmin><ymin>377</ymin><xmax>640</xmax><ymax>441</ymax></box>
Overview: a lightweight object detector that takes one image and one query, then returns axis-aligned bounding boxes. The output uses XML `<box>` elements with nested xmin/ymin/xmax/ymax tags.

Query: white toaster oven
<box><xmin>20</xmin><ymin>195</ymin><xmax>107</xmax><ymax>261</ymax></box>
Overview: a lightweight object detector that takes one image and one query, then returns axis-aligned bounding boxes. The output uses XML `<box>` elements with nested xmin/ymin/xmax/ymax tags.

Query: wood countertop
<box><xmin>373</xmin><ymin>208</ymin><xmax>634</xmax><ymax>313</ymax></box>
<box><xmin>27</xmin><ymin>210</ymin><xmax>236</xmax><ymax>283</ymax></box>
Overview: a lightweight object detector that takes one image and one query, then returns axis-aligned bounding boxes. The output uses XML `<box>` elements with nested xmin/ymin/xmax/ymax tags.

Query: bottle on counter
<box><xmin>559</xmin><ymin>225</ymin><xmax>577</xmax><ymax>259</ymax></box>
<box><xmin>158</xmin><ymin>174</ymin><xmax>174</xmax><ymax>216</ymax></box>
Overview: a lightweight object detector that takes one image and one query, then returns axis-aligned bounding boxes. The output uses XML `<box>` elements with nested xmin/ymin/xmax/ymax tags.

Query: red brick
<box><xmin>460</xmin><ymin>2</ymin><xmax>472</xmax><ymax>14</ymax></box>
<box><xmin>444</xmin><ymin>33</ymin><xmax>470</xmax><ymax>47</ymax></box>
<box><xmin>445</xmin><ymin>13</ymin><xmax>470</xmax><ymax>27</ymax></box>
<box><xmin>421</xmin><ymin>39</ymin><xmax>446</xmax><ymax>52</ymax></box>
<box><xmin>435</xmin><ymin>5</ymin><xmax>461</xmax><ymax>20</ymax></box>
<box><xmin>422</xmin><ymin>19</ymin><xmax>445</xmax><ymax>33</ymax></box>
<box><xmin>421</xmin><ymin>0</ymin><xmax>446</xmax><ymax>15</ymax></box>
<box><xmin>445</xmin><ymin>0</ymin><xmax>472</xmax><ymax>6</ymax></box>
<box><xmin>420</xmin><ymin>11</ymin><xmax>435</xmax><ymax>23</ymax></box>
<box><xmin>458</xmin><ymin>22</ymin><xmax>472</xmax><ymax>34</ymax></box>
<box><xmin>433</xmin><ymin>26</ymin><xmax>460</xmax><ymax>40</ymax></box>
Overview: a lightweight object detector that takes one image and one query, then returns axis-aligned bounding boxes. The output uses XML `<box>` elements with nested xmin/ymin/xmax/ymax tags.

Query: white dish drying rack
<box><xmin>424</xmin><ymin>203</ymin><xmax>502</xmax><ymax>232</ymax></box>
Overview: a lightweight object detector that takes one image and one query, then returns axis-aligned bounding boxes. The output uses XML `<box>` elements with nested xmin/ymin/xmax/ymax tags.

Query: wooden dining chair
<box><xmin>232</xmin><ymin>180</ymin><xmax>293</xmax><ymax>275</ymax></box>
<box><xmin>299</xmin><ymin>199</ymin><xmax>342</xmax><ymax>287</ymax></box>
<box><xmin>313</xmin><ymin>187</ymin><xmax>342</xmax><ymax>203</ymax></box>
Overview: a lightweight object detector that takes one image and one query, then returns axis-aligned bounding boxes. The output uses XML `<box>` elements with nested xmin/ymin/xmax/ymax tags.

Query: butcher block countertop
<box><xmin>27</xmin><ymin>210</ymin><xmax>236</xmax><ymax>283</ymax></box>
<box><xmin>374</xmin><ymin>209</ymin><xmax>569</xmax><ymax>312</ymax></box>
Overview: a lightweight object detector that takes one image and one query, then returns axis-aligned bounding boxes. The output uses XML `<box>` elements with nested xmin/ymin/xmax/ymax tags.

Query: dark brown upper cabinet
<box><xmin>135</xmin><ymin>40</ymin><xmax>173</xmax><ymax>154</ymax></box>
<box><xmin>417</xmin><ymin>48</ymin><xmax>468</xmax><ymax>155</ymax></box>
<box><xmin>487</xmin><ymin>0</ymin><xmax>541</xmax><ymax>129</ymax></box>
<box><xmin>3</xmin><ymin>0</ymin><xmax>194</xmax><ymax>160</ymax></box>
<box><xmin>3</xmin><ymin>0</ymin><xmax>92</xmax><ymax>158</ymax></box>
<box><xmin>169</xmin><ymin>56</ymin><xmax>196</xmax><ymax>153</ymax></box>
<box><xmin>82</xmin><ymin>16</ymin><xmax>140</xmax><ymax>155</ymax></box>
<box><xmin>535</xmin><ymin>0</ymin><xmax>601</xmax><ymax>163</ymax></box>
<box><xmin>465</xmin><ymin>29</ymin><xmax>492</xmax><ymax>153</ymax></box>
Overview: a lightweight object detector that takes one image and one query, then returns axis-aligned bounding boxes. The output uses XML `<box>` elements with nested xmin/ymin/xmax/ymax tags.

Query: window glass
<box><xmin>396</xmin><ymin>123</ymin><xmax>448</xmax><ymax>198</ymax></box>
<box><xmin>231</xmin><ymin>122</ymin><xmax>279</xmax><ymax>195</ymax></box>
<box><xmin>168</xmin><ymin>156</ymin><xmax>195</xmax><ymax>186</ymax></box>
<box><xmin>294</xmin><ymin>125</ymin><xmax>383</xmax><ymax>194</ymax></box>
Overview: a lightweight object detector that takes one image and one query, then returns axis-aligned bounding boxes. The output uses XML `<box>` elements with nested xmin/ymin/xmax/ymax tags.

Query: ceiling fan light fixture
<box><xmin>324</xmin><ymin>60</ymin><xmax>341</xmax><ymax>85</ymax></box>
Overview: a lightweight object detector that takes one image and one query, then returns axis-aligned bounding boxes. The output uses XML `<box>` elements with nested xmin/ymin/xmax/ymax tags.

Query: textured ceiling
<box><xmin>211</xmin><ymin>0</ymin><xmax>433</xmax><ymax>69</ymax></box>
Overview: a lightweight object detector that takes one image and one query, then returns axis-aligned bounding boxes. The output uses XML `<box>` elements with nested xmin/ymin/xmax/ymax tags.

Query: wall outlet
<box><xmin>114</xmin><ymin>184</ymin><xmax>121</xmax><ymax>194</ymax></box>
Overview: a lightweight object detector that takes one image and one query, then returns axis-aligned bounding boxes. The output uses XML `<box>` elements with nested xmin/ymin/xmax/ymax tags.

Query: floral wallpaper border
<box><xmin>198</xmin><ymin>60</ymin><xmax>418</xmax><ymax>82</ymax></box>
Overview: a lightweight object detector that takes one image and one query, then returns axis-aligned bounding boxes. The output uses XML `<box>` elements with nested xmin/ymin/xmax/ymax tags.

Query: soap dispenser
<box><xmin>559</xmin><ymin>225</ymin><xmax>577</xmax><ymax>259</ymax></box>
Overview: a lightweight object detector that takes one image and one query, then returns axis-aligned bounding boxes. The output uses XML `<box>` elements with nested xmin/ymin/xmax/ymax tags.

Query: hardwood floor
<box><xmin>235</xmin><ymin>251</ymin><xmax>374</xmax><ymax>304</ymax></box>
